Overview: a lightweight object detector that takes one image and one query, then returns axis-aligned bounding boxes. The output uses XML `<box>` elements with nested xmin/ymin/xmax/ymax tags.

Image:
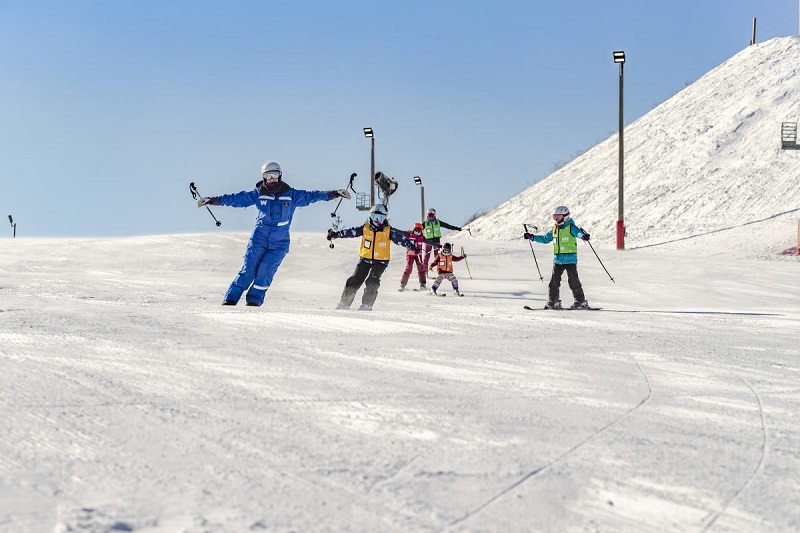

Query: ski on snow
<box><xmin>523</xmin><ymin>305</ymin><xmax>602</xmax><ymax>311</ymax></box>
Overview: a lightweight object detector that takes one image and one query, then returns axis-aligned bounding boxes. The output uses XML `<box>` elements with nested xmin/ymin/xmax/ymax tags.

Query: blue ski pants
<box><xmin>225</xmin><ymin>233</ymin><xmax>289</xmax><ymax>306</ymax></box>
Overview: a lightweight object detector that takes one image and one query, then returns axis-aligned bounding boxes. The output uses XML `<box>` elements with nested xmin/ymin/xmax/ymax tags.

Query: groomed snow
<box><xmin>1</xmin><ymin>229</ymin><xmax>798</xmax><ymax>532</ymax></box>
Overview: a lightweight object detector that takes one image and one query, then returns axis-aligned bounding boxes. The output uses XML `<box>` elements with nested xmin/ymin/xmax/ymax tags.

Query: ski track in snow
<box><xmin>446</xmin><ymin>361</ymin><xmax>654</xmax><ymax>528</ymax></box>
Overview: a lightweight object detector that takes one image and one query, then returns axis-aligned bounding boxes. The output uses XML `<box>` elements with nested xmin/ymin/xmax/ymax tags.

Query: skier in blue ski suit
<box><xmin>197</xmin><ymin>161</ymin><xmax>350</xmax><ymax>307</ymax></box>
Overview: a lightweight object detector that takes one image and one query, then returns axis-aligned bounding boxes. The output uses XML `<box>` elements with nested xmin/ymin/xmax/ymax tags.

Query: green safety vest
<box><xmin>423</xmin><ymin>219</ymin><xmax>441</xmax><ymax>239</ymax></box>
<box><xmin>553</xmin><ymin>223</ymin><xmax>578</xmax><ymax>254</ymax></box>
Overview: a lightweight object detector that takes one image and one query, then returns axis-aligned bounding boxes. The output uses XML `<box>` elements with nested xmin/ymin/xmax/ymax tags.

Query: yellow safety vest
<box><xmin>360</xmin><ymin>223</ymin><xmax>392</xmax><ymax>261</ymax></box>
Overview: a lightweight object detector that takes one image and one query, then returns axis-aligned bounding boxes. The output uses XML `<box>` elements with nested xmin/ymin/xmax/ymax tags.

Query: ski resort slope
<box><xmin>1</xmin><ymin>230</ymin><xmax>798</xmax><ymax>533</ymax></box>
<box><xmin>467</xmin><ymin>36</ymin><xmax>800</xmax><ymax>249</ymax></box>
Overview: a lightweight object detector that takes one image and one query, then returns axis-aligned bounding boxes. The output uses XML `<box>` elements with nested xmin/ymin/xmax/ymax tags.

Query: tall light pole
<box><xmin>613</xmin><ymin>50</ymin><xmax>626</xmax><ymax>250</ymax></box>
<box><xmin>363</xmin><ymin>127</ymin><xmax>375</xmax><ymax>206</ymax></box>
<box><xmin>413</xmin><ymin>176</ymin><xmax>425</xmax><ymax>222</ymax></box>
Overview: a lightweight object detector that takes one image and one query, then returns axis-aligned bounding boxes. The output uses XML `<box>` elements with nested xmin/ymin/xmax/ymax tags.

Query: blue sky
<box><xmin>1</xmin><ymin>0</ymin><xmax>796</xmax><ymax>238</ymax></box>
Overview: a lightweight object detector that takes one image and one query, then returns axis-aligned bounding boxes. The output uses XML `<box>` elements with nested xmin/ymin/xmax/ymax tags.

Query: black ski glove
<box><xmin>581</xmin><ymin>232</ymin><xmax>591</xmax><ymax>241</ymax></box>
<box><xmin>523</xmin><ymin>232</ymin><xmax>533</xmax><ymax>240</ymax></box>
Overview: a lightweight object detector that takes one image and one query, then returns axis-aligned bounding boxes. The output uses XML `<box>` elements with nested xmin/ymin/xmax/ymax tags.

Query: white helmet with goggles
<box><xmin>261</xmin><ymin>161</ymin><xmax>282</xmax><ymax>181</ymax></box>
<box><xmin>553</xmin><ymin>205</ymin><xmax>570</xmax><ymax>225</ymax></box>
<box><xmin>370</xmin><ymin>203</ymin><xmax>388</xmax><ymax>226</ymax></box>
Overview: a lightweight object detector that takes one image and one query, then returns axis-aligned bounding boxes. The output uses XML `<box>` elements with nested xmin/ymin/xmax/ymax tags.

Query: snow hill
<box><xmin>1</xmin><ymin>230</ymin><xmax>799</xmax><ymax>532</ymax></box>
<box><xmin>467</xmin><ymin>36</ymin><xmax>800</xmax><ymax>253</ymax></box>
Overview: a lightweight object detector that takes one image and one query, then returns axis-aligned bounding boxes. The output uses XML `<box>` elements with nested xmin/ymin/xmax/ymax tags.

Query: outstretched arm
<box><xmin>390</xmin><ymin>228</ymin><xmax>420</xmax><ymax>252</ymax></box>
<box><xmin>216</xmin><ymin>190</ymin><xmax>258</xmax><ymax>208</ymax></box>
<box><xmin>439</xmin><ymin>220</ymin><xmax>462</xmax><ymax>231</ymax></box>
<box><xmin>523</xmin><ymin>229</ymin><xmax>554</xmax><ymax>244</ymax></box>
<box><xmin>327</xmin><ymin>225</ymin><xmax>365</xmax><ymax>241</ymax></box>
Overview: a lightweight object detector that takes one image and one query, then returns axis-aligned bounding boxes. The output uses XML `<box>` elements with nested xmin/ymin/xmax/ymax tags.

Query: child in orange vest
<box><xmin>429</xmin><ymin>242</ymin><xmax>466</xmax><ymax>296</ymax></box>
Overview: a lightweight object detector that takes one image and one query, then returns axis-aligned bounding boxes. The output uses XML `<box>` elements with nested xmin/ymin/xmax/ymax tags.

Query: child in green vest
<box><xmin>422</xmin><ymin>208</ymin><xmax>463</xmax><ymax>273</ymax></box>
<box><xmin>523</xmin><ymin>205</ymin><xmax>591</xmax><ymax>310</ymax></box>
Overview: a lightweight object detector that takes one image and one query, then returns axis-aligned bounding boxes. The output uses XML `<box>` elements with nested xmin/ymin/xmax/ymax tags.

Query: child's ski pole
<box><xmin>523</xmin><ymin>223</ymin><xmax>543</xmax><ymax>282</ymax></box>
<box><xmin>585</xmin><ymin>240</ymin><xmax>615</xmax><ymax>283</ymax></box>
<box><xmin>461</xmin><ymin>246</ymin><xmax>472</xmax><ymax>279</ymax></box>
<box><xmin>189</xmin><ymin>182</ymin><xmax>222</xmax><ymax>227</ymax></box>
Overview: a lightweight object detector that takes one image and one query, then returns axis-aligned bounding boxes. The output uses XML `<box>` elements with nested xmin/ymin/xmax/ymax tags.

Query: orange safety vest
<box><xmin>359</xmin><ymin>223</ymin><xmax>392</xmax><ymax>261</ymax></box>
<box><xmin>435</xmin><ymin>253</ymin><xmax>454</xmax><ymax>273</ymax></box>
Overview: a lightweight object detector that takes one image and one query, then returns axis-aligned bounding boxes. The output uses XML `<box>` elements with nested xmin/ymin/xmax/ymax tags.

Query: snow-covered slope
<box><xmin>0</xmin><ymin>231</ymin><xmax>799</xmax><ymax>532</ymax></box>
<box><xmin>467</xmin><ymin>36</ymin><xmax>800</xmax><ymax>251</ymax></box>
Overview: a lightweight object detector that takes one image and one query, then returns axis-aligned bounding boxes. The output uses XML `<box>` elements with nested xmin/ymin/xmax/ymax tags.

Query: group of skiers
<box><xmin>197</xmin><ymin>161</ymin><xmax>592</xmax><ymax>311</ymax></box>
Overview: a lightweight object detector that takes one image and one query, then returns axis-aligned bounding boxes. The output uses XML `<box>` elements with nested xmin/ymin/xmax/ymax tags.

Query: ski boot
<box><xmin>569</xmin><ymin>300</ymin><xmax>590</xmax><ymax>310</ymax></box>
<box><xmin>399</xmin><ymin>284</ymin><xmax>406</xmax><ymax>292</ymax></box>
<box><xmin>357</xmin><ymin>304</ymin><xmax>372</xmax><ymax>311</ymax></box>
<box><xmin>544</xmin><ymin>300</ymin><xmax>562</xmax><ymax>310</ymax></box>
<box><xmin>335</xmin><ymin>302</ymin><xmax>349</xmax><ymax>310</ymax></box>
<box><xmin>222</xmin><ymin>300</ymin><xmax>237</xmax><ymax>306</ymax></box>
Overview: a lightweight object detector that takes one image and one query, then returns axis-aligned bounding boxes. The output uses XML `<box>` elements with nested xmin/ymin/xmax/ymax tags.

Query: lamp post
<box><xmin>363</xmin><ymin>127</ymin><xmax>375</xmax><ymax>206</ymax></box>
<box><xmin>613</xmin><ymin>50</ymin><xmax>626</xmax><ymax>250</ymax></box>
<box><xmin>413</xmin><ymin>176</ymin><xmax>425</xmax><ymax>222</ymax></box>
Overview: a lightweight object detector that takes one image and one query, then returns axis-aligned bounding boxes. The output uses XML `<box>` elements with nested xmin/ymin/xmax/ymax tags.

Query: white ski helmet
<box><xmin>261</xmin><ymin>161</ymin><xmax>282</xmax><ymax>181</ymax></box>
<box><xmin>426</xmin><ymin>208</ymin><xmax>436</xmax><ymax>220</ymax></box>
<box><xmin>553</xmin><ymin>205</ymin><xmax>570</xmax><ymax>225</ymax></box>
<box><xmin>370</xmin><ymin>203</ymin><xmax>388</xmax><ymax>226</ymax></box>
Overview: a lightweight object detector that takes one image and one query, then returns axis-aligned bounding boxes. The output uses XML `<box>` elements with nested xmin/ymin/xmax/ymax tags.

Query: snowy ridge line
<box><xmin>701</xmin><ymin>378</ymin><xmax>768</xmax><ymax>532</ymax></box>
<box><xmin>447</xmin><ymin>361</ymin><xmax>654</xmax><ymax>529</ymax></box>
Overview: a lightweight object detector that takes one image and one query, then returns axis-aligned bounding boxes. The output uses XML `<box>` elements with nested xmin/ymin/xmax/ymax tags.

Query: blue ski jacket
<box><xmin>217</xmin><ymin>181</ymin><xmax>330</xmax><ymax>244</ymax></box>
<box><xmin>532</xmin><ymin>218</ymin><xmax>587</xmax><ymax>265</ymax></box>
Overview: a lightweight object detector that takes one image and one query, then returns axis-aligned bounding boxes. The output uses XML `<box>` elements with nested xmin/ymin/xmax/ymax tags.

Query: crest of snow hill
<box><xmin>467</xmin><ymin>36</ymin><xmax>800</xmax><ymax>252</ymax></box>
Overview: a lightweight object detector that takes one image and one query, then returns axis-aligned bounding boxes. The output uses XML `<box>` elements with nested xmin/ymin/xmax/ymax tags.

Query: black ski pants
<box><xmin>548</xmin><ymin>263</ymin><xmax>586</xmax><ymax>304</ymax></box>
<box><xmin>340</xmin><ymin>259</ymin><xmax>388</xmax><ymax>308</ymax></box>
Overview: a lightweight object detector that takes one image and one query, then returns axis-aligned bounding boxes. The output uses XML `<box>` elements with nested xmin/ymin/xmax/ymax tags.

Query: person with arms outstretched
<box><xmin>197</xmin><ymin>161</ymin><xmax>350</xmax><ymax>307</ymax></box>
<box><xmin>328</xmin><ymin>204</ymin><xmax>419</xmax><ymax>311</ymax></box>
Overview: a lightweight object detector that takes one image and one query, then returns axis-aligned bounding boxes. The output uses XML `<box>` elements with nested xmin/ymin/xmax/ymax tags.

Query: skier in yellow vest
<box><xmin>328</xmin><ymin>204</ymin><xmax>419</xmax><ymax>311</ymax></box>
<box><xmin>523</xmin><ymin>205</ymin><xmax>591</xmax><ymax>310</ymax></box>
<box><xmin>422</xmin><ymin>208</ymin><xmax>463</xmax><ymax>272</ymax></box>
<box><xmin>428</xmin><ymin>242</ymin><xmax>467</xmax><ymax>296</ymax></box>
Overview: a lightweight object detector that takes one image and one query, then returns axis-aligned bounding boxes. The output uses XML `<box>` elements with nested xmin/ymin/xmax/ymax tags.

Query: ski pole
<box><xmin>329</xmin><ymin>172</ymin><xmax>357</xmax><ymax>249</ymax></box>
<box><xmin>461</xmin><ymin>246</ymin><xmax>472</xmax><ymax>279</ymax></box>
<box><xmin>330</xmin><ymin>173</ymin><xmax>357</xmax><ymax>218</ymax></box>
<box><xmin>585</xmin><ymin>240</ymin><xmax>615</xmax><ymax>283</ymax></box>
<box><xmin>523</xmin><ymin>223</ymin><xmax>543</xmax><ymax>282</ymax></box>
<box><xmin>189</xmin><ymin>182</ymin><xmax>222</xmax><ymax>227</ymax></box>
